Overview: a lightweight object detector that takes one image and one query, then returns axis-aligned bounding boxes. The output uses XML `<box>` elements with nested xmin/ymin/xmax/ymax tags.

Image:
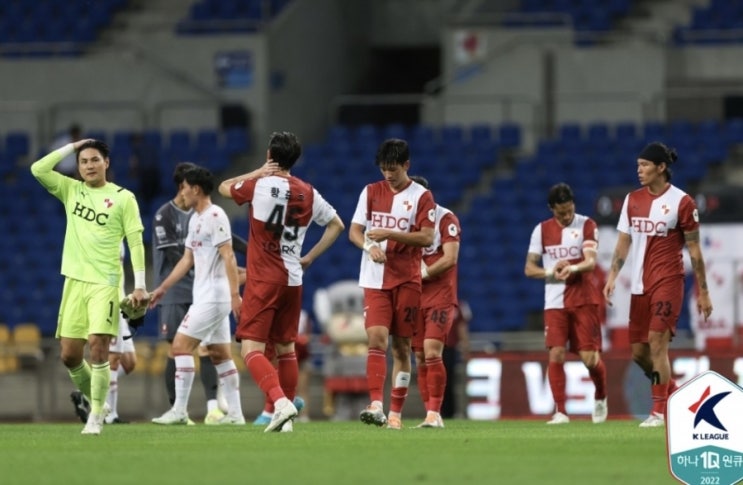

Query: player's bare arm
<box><xmin>149</xmin><ymin>249</ymin><xmax>195</xmax><ymax>307</ymax></box>
<box><xmin>218</xmin><ymin>160</ymin><xmax>280</xmax><ymax>198</ymax></box>
<box><xmin>350</xmin><ymin>222</ymin><xmax>385</xmax><ymax>264</ymax></box>
<box><xmin>424</xmin><ymin>241</ymin><xmax>459</xmax><ymax>279</ymax></box>
<box><xmin>524</xmin><ymin>252</ymin><xmax>553</xmax><ymax>280</ymax></box>
<box><xmin>367</xmin><ymin>226</ymin><xmax>434</xmax><ymax>247</ymax></box>
<box><xmin>685</xmin><ymin>230</ymin><xmax>713</xmax><ymax>320</ymax></box>
<box><xmin>556</xmin><ymin>244</ymin><xmax>598</xmax><ymax>280</ymax></box>
<box><xmin>218</xmin><ymin>242</ymin><xmax>242</xmax><ymax>319</ymax></box>
<box><xmin>300</xmin><ymin>215</ymin><xmax>345</xmax><ymax>270</ymax></box>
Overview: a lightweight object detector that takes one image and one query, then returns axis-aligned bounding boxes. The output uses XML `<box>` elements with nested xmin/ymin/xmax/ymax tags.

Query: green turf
<box><xmin>0</xmin><ymin>420</ymin><xmax>678</xmax><ymax>485</ymax></box>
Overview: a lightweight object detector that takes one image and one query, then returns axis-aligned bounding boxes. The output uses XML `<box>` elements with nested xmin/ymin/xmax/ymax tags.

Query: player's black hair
<box><xmin>548</xmin><ymin>183</ymin><xmax>574</xmax><ymax>208</ymax></box>
<box><xmin>173</xmin><ymin>162</ymin><xmax>198</xmax><ymax>186</ymax></box>
<box><xmin>375</xmin><ymin>138</ymin><xmax>410</xmax><ymax>168</ymax></box>
<box><xmin>410</xmin><ymin>175</ymin><xmax>430</xmax><ymax>189</ymax></box>
<box><xmin>183</xmin><ymin>166</ymin><xmax>215</xmax><ymax>195</ymax></box>
<box><xmin>268</xmin><ymin>131</ymin><xmax>302</xmax><ymax>170</ymax></box>
<box><xmin>639</xmin><ymin>141</ymin><xmax>677</xmax><ymax>181</ymax></box>
<box><xmin>76</xmin><ymin>139</ymin><xmax>109</xmax><ymax>161</ymax></box>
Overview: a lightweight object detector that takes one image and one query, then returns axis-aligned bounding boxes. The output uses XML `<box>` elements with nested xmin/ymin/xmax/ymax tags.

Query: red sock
<box><xmin>588</xmin><ymin>359</ymin><xmax>607</xmax><ymax>400</ymax></box>
<box><xmin>244</xmin><ymin>351</ymin><xmax>284</xmax><ymax>404</ymax></box>
<box><xmin>651</xmin><ymin>382</ymin><xmax>669</xmax><ymax>416</ymax></box>
<box><xmin>389</xmin><ymin>386</ymin><xmax>408</xmax><ymax>414</ymax></box>
<box><xmin>263</xmin><ymin>393</ymin><xmax>274</xmax><ymax>414</ymax></box>
<box><xmin>366</xmin><ymin>348</ymin><xmax>387</xmax><ymax>403</ymax></box>
<box><xmin>417</xmin><ymin>363</ymin><xmax>429</xmax><ymax>408</ymax></box>
<box><xmin>277</xmin><ymin>352</ymin><xmax>298</xmax><ymax>401</ymax></box>
<box><xmin>425</xmin><ymin>357</ymin><xmax>446</xmax><ymax>413</ymax></box>
<box><xmin>548</xmin><ymin>362</ymin><xmax>567</xmax><ymax>414</ymax></box>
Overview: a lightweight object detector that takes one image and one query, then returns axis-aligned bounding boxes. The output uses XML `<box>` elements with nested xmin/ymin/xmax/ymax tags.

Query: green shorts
<box><xmin>57</xmin><ymin>278</ymin><xmax>120</xmax><ymax>339</ymax></box>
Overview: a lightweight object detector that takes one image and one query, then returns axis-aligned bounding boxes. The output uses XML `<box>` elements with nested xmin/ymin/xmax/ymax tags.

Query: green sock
<box><xmin>68</xmin><ymin>361</ymin><xmax>92</xmax><ymax>398</ymax></box>
<box><xmin>90</xmin><ymin>362</ymin><xmax>111</xmax><ymax>415</ymax></box>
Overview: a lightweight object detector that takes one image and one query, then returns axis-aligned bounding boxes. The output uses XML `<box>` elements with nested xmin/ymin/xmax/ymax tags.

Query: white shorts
<box><xmin>109</xmin><ymin>315</ymin><xmax>135</xmax><ymax>354</ymax></box>
<box><xmin>177</xmin><ymin>301</ymin><xmax>232</xmax><ymax>345</ymax></box>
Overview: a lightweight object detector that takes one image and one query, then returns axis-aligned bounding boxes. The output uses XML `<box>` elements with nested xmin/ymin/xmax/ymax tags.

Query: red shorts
<box><xmin>628</xmin><ymin>277</ymin><xmax>683</xmax><ymax>344</ymax></box>
<box><xmin>363</xmin><ymin>282</ymin><xmax>420</xmax><ymax>338</ymax></box>
<box><xmin>236</xmin><ymin>282</ymin><xmax>302</xmax><ymax>344</ymax></box>
<box><xmin>544</xmin><ymin>304</ymin><xmax>602</xmax><ymax>353</ymax></box>
<box><xmin>412</xmin><ymin>303</ymin><xmax>456</xmax><ymax>351</ymax></box>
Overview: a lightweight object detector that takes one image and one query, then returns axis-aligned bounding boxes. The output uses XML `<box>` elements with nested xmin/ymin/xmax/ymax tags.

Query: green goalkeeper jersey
<box><xmin>31</xmin><ymin>149</ymin><xmax>144</xmax><ymax>287</ymax></box>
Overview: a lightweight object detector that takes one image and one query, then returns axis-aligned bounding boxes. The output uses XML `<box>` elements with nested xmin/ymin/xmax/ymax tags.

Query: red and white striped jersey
<box><xmin>230</xmin><ymin>175</ymin><xmax>337</xmax><ymax>287</ymax></box>
<box><xmin>528</xmin><ymin>213</ymin><xmax>600</xmax><ymax>309</ymax></box>
<box><xmin>617</xmin><ymin>184</ymin><xmax>699</xmax><ymax>294</ymax></box>
<box><xmin>421</xmin><ymin>206</ymin><xmax>461</xmax><ymax>308</ymax></box>
<box><xmin>351</xmin><ymin>180</ymin><xmax>436</xmax><ymax>290</ymax></box>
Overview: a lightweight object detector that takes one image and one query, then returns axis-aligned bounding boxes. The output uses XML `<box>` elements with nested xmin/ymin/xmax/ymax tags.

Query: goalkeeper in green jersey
<box><xmin>31</xmin><ymin>138</ymin><xmax>148</xmax><ymax>435</ymax></box>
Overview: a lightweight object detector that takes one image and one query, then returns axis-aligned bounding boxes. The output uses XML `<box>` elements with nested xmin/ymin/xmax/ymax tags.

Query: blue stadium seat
<box><xmin>498</xmin><ymin>122</ymin><xmax>522</xmax><ymax>149</ymax></box>
<box><xmin>224</xmin><ymin>128</ymin><xmax>249</xmax><ymax>155</ymax></box>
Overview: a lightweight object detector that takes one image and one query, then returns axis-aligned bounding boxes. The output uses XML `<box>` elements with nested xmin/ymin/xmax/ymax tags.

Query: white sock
<box><xmin>206</xmin><ymin>399</ymin><xmax>218</xmax><ymax>413</ymax></box>
<box><xmin>107</xmin><ymin>368</ymin><xmax>119</xmax><ymax>416</ymax></box>
<box><xmin>174</xmin><ymin>355</ymin><xmax>195</xmax><ymax>414</ymax></box>
<box><xmin>215</xmin><ymin>360</ymin><xmax>243</xmax><ymax>417</ymax></box>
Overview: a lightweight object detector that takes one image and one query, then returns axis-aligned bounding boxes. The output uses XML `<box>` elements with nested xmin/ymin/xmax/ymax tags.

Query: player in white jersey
<box><xmin>525</xmin><ymin>183</ymin><xmax>607</xmax><ymax>425</ymax></box>
<box><xmin>220</xmin><ymin>131</ymin><xmax>345</xmax><ymax>432</ymax></box>
<box><xmin>149</xmin><ymin>166</ymin><xmax>246</xmax><ymax>426</ymax></box>
<box><xmin>350</xmin><ymin>139</ymin><xmax>436</xmax><ymax>430</ymax></box>
<box><xmin>604</xmin><ymin>142</ymin><xmax>712</xmax><ymax>427</ymax></box>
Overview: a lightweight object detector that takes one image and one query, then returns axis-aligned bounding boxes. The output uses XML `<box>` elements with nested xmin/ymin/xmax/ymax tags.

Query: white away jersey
<box><xmin>185</xmin><ymin>204</ymin><xmax>233</xmax><ymax>302</ymax></box>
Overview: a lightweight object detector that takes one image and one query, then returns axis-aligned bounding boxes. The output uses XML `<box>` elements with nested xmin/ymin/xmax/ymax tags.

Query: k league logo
<box><xmin>668</xmin><ymin>371</ymin><xmax>743</xmax><ymax>485</ymax></box>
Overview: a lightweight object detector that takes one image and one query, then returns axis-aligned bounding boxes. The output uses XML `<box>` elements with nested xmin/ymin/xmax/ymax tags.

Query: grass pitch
<box><xmin>0</xmin><ymin>419</ymin><xmax>676</xmax><ymax>485</ymax></box>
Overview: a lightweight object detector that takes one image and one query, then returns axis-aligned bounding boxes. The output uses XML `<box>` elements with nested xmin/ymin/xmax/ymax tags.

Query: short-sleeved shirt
<box><xmin>421</xmin><ymin>205</ymin><xmax>461</xmax><ymax>308</ymax></box>
<box><xmin>616</xmin><ymin>184</ymin><xmax>699</xmax><ymax>294</ymax></box>
<box><xmin>528</xmin><ymin>213</ymin><xmax>600</xmax><ymax>310</ymax></box>
<box><xmin>37</xmin><ymin>173</ymin><xmax>143</xmax><ymax>287</ymax></box>
<box><xmin>351</xmin><ymin>180</ymin><xmax>436</xmax><ymax>290</ymax></box>
<box><xmin>185</xmin><ymin>204</ymin><xmax>233</xmax><ymax>303</ymax></box>
<box><xmin>230</xmin><ymin>174</ymin><xmax>337</xmax><ymax>287</ymax></box>
<box><xmin>152</xmin><ymin>200</ymin><xmax>194</xmax><ymax>304</ymax></box>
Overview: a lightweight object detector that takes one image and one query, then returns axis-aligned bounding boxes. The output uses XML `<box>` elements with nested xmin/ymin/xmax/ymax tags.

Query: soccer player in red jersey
<box><xmin>219</xmin><ymin>131</ymin><xmax>345</xmax><ymax>432</ymax></box>
<box><xmin>525</xmin><ymin>183</ymin><xmax>608</xmax><ymax>425</ymax></box>
<box><xmin>349</xmin><ymin>139</ymin><xmax>436</xmax><ymax>430</ymax></box>
<box><xmin>603</xmin><ymin>142</ymin><xmax>713</xmax><ymax>428</ymax></box>
<box><xmin>408</xmin><ymin>175</ymin><xmax>461</xmax><ymax>428</ymax></box>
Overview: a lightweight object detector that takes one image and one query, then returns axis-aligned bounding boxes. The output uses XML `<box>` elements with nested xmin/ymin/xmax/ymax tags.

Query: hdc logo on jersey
<box><xmin>544</xmin><ymin>245</ymin><xmax>582</xmax><ymax>260</ymax></box>
<box><xmin>631</xmin><ymin>217</ymin><xmax>668</xmax><ymax>236</ymax></box>
<box><xmin>371</xmin><ymin>212</ymin><xmax>409</xmax><ymax>230</ymax></box>
<box><xmin>668</xmin><ymin>371</ymin><xmax>743</xmax><ymax>485</ymax></box>
<box><xmin>72</xmin><ymin>201</ymin><xmax>109</xmax><ymax>226</ymax></box>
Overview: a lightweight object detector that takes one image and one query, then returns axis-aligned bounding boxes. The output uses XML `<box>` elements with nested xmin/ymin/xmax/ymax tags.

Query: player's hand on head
<box><xmin>72</xmin><ymin>138</ymin><xmax>95</xmax><ymax>149</ymax></box>
<box><xmin>261</xmin><ymin>159</ymin><xmax>280</xmax><ymax>176</ymax></box>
